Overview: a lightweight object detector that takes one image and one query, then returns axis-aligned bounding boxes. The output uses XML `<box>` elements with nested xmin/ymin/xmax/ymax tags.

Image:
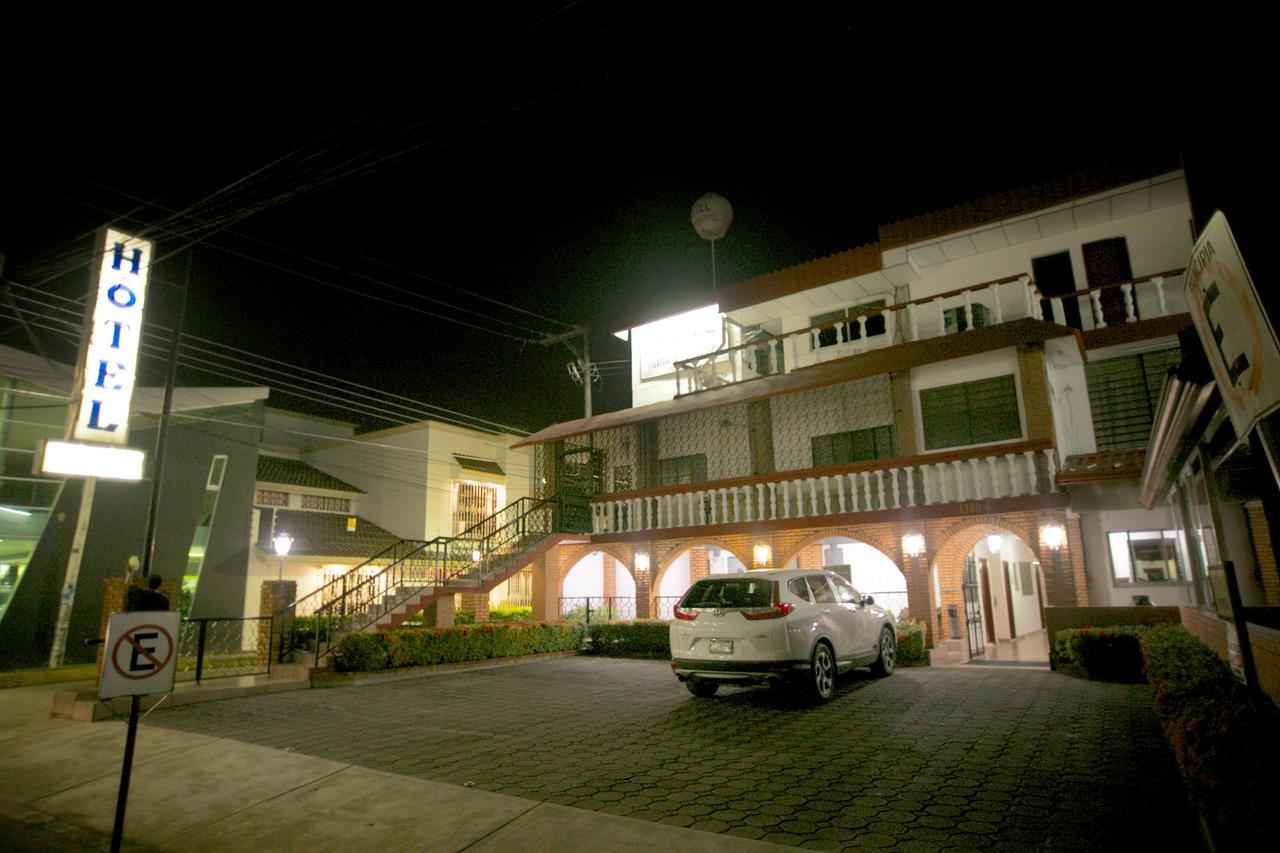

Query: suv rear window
<box><xmin>679</xmin><ymin>578</ymin><xmax>776</xmax><ymax>609</ymax></box>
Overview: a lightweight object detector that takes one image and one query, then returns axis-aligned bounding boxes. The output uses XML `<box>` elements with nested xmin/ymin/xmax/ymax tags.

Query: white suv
<box><xmin>669</xmin><ymin>569</ymin><xmax>896</xmax><ymax>701</ymax></box>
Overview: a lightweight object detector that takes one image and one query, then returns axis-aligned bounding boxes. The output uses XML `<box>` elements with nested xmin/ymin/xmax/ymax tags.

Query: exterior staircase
<box><xmin>277</xmin><ymin>494</ymin><xmax>587</xmax><ymax>664</ymax></box>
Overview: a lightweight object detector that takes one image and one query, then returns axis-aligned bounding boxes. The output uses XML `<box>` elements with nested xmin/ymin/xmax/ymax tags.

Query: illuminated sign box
<box><xmin>71</xmin><ymin>228</ymin><xmax>152</xmax><ymax>445</ymax></box>
<box><xmin>39</xmin><ymin>440</ymin><xmax>146</xmax><ymax>481</ymax></box>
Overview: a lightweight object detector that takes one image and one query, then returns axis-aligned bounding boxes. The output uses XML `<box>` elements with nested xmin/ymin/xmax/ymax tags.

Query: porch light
<box><xmin>901</xmin><ymin>533</ymin><xmax>925</xmax><ymax>558</ymax></box>
<box><xmin>273</xmin><ymin>531</ymin><xmax>293</xmax><ymax>583</ymax></box>
<box><xmin>1041</xmin><ymin>524</ymin><xmax>1067</xmax><ymax>551</ymax></box>
<box><xmin>986</xmin><ymin>534</ymin><xmax>1003</xmax><ymax>553</ymax></box>
<box><xmin>752</xmin><ymin>543</ymin><xmax>772</xmax><ymax>568</ymax></box>
<box><xmin>633</xmin><ymin>552</ymin><xmax>650</xmax><ymax>573</ymax></box>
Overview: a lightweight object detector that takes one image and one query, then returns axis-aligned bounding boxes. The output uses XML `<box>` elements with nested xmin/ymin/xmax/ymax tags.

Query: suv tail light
<box><xmin>673</xmin><ymin>605</ymin><xmax>699</xmax><ymax>621</ymax></box>
<box><xmin>742</xmin><ymin>602</ymin><xmax>794</xmax><ymax>620</ymax></box>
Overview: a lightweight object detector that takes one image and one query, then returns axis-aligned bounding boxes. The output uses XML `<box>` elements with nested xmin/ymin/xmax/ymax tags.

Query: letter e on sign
<box><xmin>100</xmin><ymin>611</ymin><xmax>181</xmax><ymax>700</ymax></box>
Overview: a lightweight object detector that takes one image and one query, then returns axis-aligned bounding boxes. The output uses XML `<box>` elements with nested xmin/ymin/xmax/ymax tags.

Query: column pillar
<box><xmin>530</xmin><ymin>549</ymin><xmax>561</xmax><ymax>622</ymax></box>
<box><xmin>259</xmin><ymin>580</ymin><xmax>297</xmax><ymax>668</ymax></box>
<box><xmin>689</xmin><ymin>547</ymin><xmax>710</xmax><ymax>582</ymax></box>
<box><xmin>460</xmin><ymin>591</ymin><xmax>490</xmax><ymax>622</ymax></box>
<box><xmin>603</xmin><ymin>556</ymin><xmax>618</xmax><ymax>599</ymax></box>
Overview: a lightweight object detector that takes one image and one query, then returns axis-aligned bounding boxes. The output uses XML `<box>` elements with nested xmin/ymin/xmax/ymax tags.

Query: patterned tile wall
<box><xmin>771</xmin><ymin>375</ymin><xmax>894</xmax><ymax>471</ymax></box>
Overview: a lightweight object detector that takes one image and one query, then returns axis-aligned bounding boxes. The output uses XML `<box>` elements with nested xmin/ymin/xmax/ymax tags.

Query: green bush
<box><xmin>1138</xmin><ymin>625</ymin><xmax>1280</xmax><ymax>845</ymax></box>
<box><xmin>1054</xmin><ymin>626</ymin><xmax>1146</xmax><ymax>682</ymax></box>
<box><xmin>895</xmin><ymin>620</ymin><xmax>927</xmax><ymax>665</ymax></box>
<box><xmin>333</xmin><ymin>622</ymin><xmax>584</xmax><ymax>672</ymax></box>
<box><xmin>280</xmin><ymin>614</ymin><xmax>353</xmax><ymax>657</ymax></box>
<box><xmin>454</xmin><ymin>610</ymin><xmax>476</xmax><ymax>625</ymax></box>
<box><xmin>332</xmin><ymin>633</ymin><xmax>389</xmax><ymax>672</ymax></box>
<box><xmin>489</xmin><ymin>606</ymin><xmax>533</xmax><ymax>623</ymax></box>
<box><xmin>585</xmin><ymin>621</ymin><xmax>670</xmax><ymax>657</ymax></box>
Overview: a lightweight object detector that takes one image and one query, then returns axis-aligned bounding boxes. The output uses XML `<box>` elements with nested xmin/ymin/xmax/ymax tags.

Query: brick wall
<box><xmin>1017</xmin><ymin>344</ymin><xmax>1054</xmax><ymax>442</ymax></box>
<box><xmin>891</xmin><ymin>372</ymin><xmax>917</xmax><ymax>456</ymax></box>
<box><xmin>1180</xmin><ymin>605</ymin><xmax>1280</xmax><ymax>707</ymax></box>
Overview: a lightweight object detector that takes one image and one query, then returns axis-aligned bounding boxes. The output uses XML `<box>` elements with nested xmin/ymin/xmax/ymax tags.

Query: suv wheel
<box><xmin>870</xmin><ymin>626</ymin><xmax>897</xmax><ymax>677</ymax></box>
<box><xmin>807</xmin><ymin>641</ymin><xmax>836</xmax><ymax>701</ymax></box>
<box><xmin>686</xmin><ymin>679</ymin><xmax>719</xmax><ymax>698</ymax></box>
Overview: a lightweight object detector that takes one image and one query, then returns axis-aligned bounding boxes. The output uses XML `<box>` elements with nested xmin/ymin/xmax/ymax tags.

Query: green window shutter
<box><xmin>921</xmin><ymin>376</ymin><xmax>1020</xmax><ymax>450</ymax></box>
<box><xmin>1086</xmin><ymin>348</ymin><xmax>1181</xmax><ymax>450</ymax></box>
<box><xmin>812</xmin><ymin>435</ymin><xmax>834</xmax><ymax>467</ymax></box>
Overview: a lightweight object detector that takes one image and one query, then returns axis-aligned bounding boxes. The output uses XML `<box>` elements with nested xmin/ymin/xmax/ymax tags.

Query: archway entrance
<box><xmin>786</xmin><ymin>536</ymin><xmax>908</xmax><ymax>618</ymax></box>
<box><xmin>654</xmin><ymin>545</ymin><xmax>747</xmax><ymax>619</ymax></box>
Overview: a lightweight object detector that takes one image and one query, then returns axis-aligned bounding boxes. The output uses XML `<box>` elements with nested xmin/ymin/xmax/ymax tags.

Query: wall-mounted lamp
<box><xmin>752</xmin><ymin>543</ymin><xmax>772</xmax><ymax>569</ymax></box>
<box><xmin>986</xmin><ymin>534</ymin><xmax>1003</xmax><ymax>553</ymax></box>
<box><xmin>902</xmin><ymin>533</ymin><xmax>925</xmax><ymax>559</ymax></box>
<box><xmin>1041</xmin><ymin>524</ymin><xmax>1067</xmax><ymax>552</ymax></box>
<box><xmin>634</xmin><ymin>552</ymin><xmax>650</xmax><ymax>573</ymax></box>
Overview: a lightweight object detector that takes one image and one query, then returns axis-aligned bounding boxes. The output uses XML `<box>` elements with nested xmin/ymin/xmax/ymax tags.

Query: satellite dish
<box><xmin>691</xmin><ymin>193</ymin><xmax>733</xmax><ymax>241</ymax></box>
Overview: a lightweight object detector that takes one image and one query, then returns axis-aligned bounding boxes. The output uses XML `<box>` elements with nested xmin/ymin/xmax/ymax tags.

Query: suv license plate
<box><xmin>710</xmin><ymin>639</ymin><xmax>733</xmax><ymax>655</ymax></box>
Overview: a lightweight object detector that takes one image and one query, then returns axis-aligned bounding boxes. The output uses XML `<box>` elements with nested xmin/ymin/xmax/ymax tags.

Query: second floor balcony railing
<box><xmin>590</xmin><ymin>439</ymin><xmax>1058</xmax><ymax>536</ymax></box>
<box><xmin>673</xmin><ymin>269</ymin><xmax>1186</xmax><ymax>395</ymax></box>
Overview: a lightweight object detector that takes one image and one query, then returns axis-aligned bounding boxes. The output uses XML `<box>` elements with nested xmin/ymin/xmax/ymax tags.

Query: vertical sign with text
<box><xmin>70</xmin><ymin>228</ymin><xmax>152</xmax><ymax>445</ymax></box>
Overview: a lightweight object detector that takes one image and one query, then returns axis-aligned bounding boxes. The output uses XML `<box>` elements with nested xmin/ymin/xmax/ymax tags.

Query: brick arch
<box><xmin>556</xmin><ymin>544</ymin><xmax>637</xmax><ymax>596</ymax></box>
<box><xmin>776</xmin><ymin>526</ymin><xmax>900</xmax><ymax>569</ymax></box>
<box><xmin>652</xmin><ymin>539</ymin><xmax>754</xmax><ymax>595</ymax></box>
<box><xmin>931</xmin><ymin>515</ymin><xmax>1042</xmax><ymax>566</ymax></box>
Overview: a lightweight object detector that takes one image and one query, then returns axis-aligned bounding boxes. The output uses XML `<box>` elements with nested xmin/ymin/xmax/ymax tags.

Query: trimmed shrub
<box><xmin>1054</xmin><ymin>626</ymin><xmax>1146</xmax><ymax>682</ymax></box>
<box><xmin>453</xmin><ymin>610</ymin><xmax>476</xmax><ymax>626</ymax></box>
<box><xmin>489</xmin><ymin>606</ymin><xmax>533</xmax><ymax>623</ymax></box>
<box><xmin>333</xmin><ymin>633</ymin><xmax>389</xmax><ymax>672</ymax></box>
<box><xmin>1138</xmin><ymin>625</ymin><xmax>1280</xmax><ymax>846</ymax></box>
<box><xmin>585</xmin><ymin>621</ymin><xmax>670</xmax><ymax>657</ymax></box>
<box><xmin>333</xmin><ymin>622</ymin><xmax>584</xmax><ymax>672</ymax></box>
<box><xmin>895</xmin><ymin>621</ymin><xmax>927</xmax><ymax>665</ymax></box>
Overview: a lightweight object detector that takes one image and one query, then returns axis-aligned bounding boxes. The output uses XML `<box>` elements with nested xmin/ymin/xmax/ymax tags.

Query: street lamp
<box><xmin>273</xmin><ymin>531</ymin><xmax>293</xmax><ymax>582</ymax></box>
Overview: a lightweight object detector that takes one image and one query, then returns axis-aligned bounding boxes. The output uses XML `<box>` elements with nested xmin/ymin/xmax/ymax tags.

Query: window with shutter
<box><xmin>1085</xmin><ymin>348</ymin><xmax>1181</xmax><ymax>450</ymax></box>
<box><xmin>920</xmin><ymin>375</ymin><xmax>1021</xmax><ymax>450</ymax></box>
<box><xmin>810</xmin><ymin>425</ymin><xmax>895</xmax><ymax>466</ymax></box>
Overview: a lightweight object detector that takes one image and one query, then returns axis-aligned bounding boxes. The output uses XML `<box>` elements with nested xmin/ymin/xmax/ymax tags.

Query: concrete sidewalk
<box><xmin>0</xmin><ymin>682</ymin><xmax>786</xmax><ymax>852</ymax></box>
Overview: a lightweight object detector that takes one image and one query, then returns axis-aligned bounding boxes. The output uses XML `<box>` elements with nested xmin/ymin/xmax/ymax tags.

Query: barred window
<box><xmin>254</xmin><ymin>489</ymin><xmax>289</xmax><ymax>507</ymax></box>
<box><xmin>811</xmin><ymin>425</ymin><xmax>895</xmax><ymax>467</ymax></box>
<box><xmin>1085</xmin><ymin>348</ymin><xmax>1181</xmax><ymax>450</ymax></box>
<box><xmin>919</xmin><ymin>375</ymin><xmax>1021</xmax><ymax>450</ymax></box>
<box><xmin>300</xmin><ymin>494</ymin><xmax>351</xmax><ymax>513</ymax></box>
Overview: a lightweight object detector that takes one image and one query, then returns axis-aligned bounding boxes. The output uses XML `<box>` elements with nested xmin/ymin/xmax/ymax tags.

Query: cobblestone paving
<box><xmin>146</xmin><ymin>660</ymin><xmax>1201</xmax><ymax>851</ymax></box>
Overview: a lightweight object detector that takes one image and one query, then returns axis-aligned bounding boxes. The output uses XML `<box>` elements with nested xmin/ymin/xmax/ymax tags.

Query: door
<box><xmin>806</xmin><ymin>575</ymin><xmax>856</xmax><ymax>660</ymax></box>
<box><xmin>555</xmin><ymin>443</ymin><xmax>604</xmax><ymax>533</ymax></box>
<box><xmin>829</xmin><ymin>574</ymin><xmax>877</xmax><ymax>657</ymax></box>
<box><xmin>978</xmin><ymin>559</ymin><xmax>996</xmax><ymax>644</ymax></box>
<box><xmin>962</xmin><ymin>556</ymin><xmax>985</xmax><ymax>659</ymax></box>
<box><xmin>747</xmin><ymin>399</ymin><xmax>775</xmax><ymax>476</ymax></box>
<box><xmin>1083</xmin><ymin>237</ymin><xmax>1134</xmax><ymax>325</ymax></box>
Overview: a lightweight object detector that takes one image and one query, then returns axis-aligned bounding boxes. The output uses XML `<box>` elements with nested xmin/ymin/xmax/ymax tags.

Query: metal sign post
<box><xmin>100</xmin><ymin>610</ymin><xmax>180</xmax><ymax>853</ymax></box>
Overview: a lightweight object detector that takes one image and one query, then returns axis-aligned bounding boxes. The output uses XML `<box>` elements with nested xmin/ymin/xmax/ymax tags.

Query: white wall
<box><xmin>562</xmin><ymin>551</ymin><xmax>636</xmax><ymax>599</ymax></box>
<box><xmin>1044</xmin><ymin>337</ymin><xmax>1096</xmax><ymax>457</ymax></box>
<box><xmin>305</xmin><ymin>426</ymin><xmax>430</xmax><ymax>540</ymax></box>
<box><xmin>659</xmin><ymin>552</ymin><xmax>691</xmax><ymax>597</ymax></box>
<box><xmin>1080</xmin><ymin>507</ymin><xmax>1197</xmax><ymax>607</ymax></box>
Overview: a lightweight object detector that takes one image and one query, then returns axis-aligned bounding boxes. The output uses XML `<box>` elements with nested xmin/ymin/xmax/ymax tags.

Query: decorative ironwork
<box><xmin>962</xmin><ymin>556</ymin><xmax>985</xmax><ymax>659</ymax></box>
<box><xmin>559</xmin><ymin>596</ymin><xmax>636</xmax><ymax>624</ymax></box>
<box><xmin>176</xmin><ymin>617</ymin><xmax>272</xmax><ymax>683</ymax></box>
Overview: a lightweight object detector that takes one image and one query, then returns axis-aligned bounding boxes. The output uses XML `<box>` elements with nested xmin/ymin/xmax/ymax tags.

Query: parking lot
<box><xmin>145</xmin><ymin>658</ymin><xmax>1200</xmax><ymax>850</ymax></box>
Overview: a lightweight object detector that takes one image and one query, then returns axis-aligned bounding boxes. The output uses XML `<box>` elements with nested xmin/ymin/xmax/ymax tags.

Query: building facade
<box><xmin>510</xmin><ymin>162</ymin><xmax>1272</xmax><ymax>660</ymax></box>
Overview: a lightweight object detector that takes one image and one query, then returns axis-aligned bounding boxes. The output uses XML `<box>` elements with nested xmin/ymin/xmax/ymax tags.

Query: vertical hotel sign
<box><xmin>1183</xmin><ymin>211</ymin><xmax>1280</xmax><ymax>438</ymax></box>
<box><xmin>71</xmin><ymin>228</ymin><xmax>152</xmax><ymax>443</ymax></box>
<box><xmin>38</xmin><ymin>228</ymin><xmax>149</xmax><ymax>480</ymax></box>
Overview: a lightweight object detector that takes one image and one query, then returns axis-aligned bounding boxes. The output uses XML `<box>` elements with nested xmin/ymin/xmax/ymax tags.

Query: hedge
<box><xmin>895</xmin><ymin>621</ymin><xmax>927</xmax><ymax>665</ymax></box>
<box><xmin>1138</xmin><ymin>625</ymin><xmax>1280</xmax><ymax>846</ymax></box>
<box><xmin>585</xmin><ymin>621</ymin><xmax>670</xmax><ymax>657</ymax></box>
<box><xmin>332</xmin><ymin>622</ymin><xmax>584</xmax><ymax>672</ymax></box>
<box><xmin>1053</xmin><ymin>626</ymin><xmax>1146</xmax><ymax>682</ymax></box>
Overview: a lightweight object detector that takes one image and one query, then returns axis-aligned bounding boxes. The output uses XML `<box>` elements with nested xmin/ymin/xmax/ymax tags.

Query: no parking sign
<box><xmin>100</xmin><ymin>611</ymin><xmax>180</xmax><ymax>700</ymax></box>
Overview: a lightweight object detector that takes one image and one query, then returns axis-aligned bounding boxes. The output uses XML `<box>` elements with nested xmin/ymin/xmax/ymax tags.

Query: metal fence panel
<box><xmin>176</xmin><ymin>617</ymin><xmax>271</xmax><ymax>682</ymax></box>
<box><xmin>558</xmin><ymin>597</ymin><xmax>635</xmax><ymax>624</ymax></box>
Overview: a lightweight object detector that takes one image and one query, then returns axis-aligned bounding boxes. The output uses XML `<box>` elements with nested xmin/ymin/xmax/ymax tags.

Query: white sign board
<box><xmin>631</xmin><ymin>304</ymin><xmax>723</xmax><ymax>380</ymax></box>
<box><xmin>71</xmin><ymin>228</ymin><xmax>153</xmax><ymax>446</ymax></box>
<box><xmin>1183</xmin><ymin>212</ymin><xmax>1280</xmax><ymax>438</ymax></box>
<box><xmin>99</xmin><ymin>611</ymin><xmax>180</xmax><ymax>700</ymax></box>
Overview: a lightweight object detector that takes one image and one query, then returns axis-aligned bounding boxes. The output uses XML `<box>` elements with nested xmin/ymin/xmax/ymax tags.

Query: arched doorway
<box><xmin>934</xmin><ymin>525</ymin><xmax>1047</xmax><ymax>664</ymax></box>
<box><xmin>560</xmin><ymin>551</ymin><xmax>636</xmax><ymax>621</ymax></box>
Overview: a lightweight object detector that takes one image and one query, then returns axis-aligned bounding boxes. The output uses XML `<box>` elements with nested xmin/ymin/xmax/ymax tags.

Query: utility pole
<box><xmin>539</xmin><ymin>325</ymin><xmax>593</xmax><ymax>418</ymax></box>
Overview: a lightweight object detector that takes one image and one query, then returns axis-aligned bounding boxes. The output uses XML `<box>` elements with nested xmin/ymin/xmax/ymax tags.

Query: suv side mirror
<box><xmin>861</xmin><ymin>595</ymin><xmax>875</xmax><ymax>606</ymax></box>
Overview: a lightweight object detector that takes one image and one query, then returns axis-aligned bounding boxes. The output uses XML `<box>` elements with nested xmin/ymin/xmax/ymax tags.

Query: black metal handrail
<box><xmin>275</xmin><ymin>495</ymin><xmax>566</xmax><ymax>665</ymax></box>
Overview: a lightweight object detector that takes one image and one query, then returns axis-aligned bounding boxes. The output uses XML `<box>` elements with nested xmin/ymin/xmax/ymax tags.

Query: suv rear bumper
<box><xmin>671</xmin><ymin>657</ymin><xmax>807</xmax><ymax>686</ymax></box>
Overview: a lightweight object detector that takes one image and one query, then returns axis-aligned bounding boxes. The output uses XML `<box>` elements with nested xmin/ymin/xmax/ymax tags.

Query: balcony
<box><xmin>589</xmin><ymin>440</ymin><xmax>1060</xmax><ymax>536</ymax></box>
<box><xmin>674</xmin><ymin>269</ymin><xmax>1187</xmax><ymax>396</ymax></box>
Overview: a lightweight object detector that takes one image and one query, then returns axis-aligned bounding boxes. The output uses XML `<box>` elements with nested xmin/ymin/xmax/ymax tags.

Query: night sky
<box><xmin>1</xmin><ymin>7</ymin><xmax>1271</xmax><ymax>435</ymax></box>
